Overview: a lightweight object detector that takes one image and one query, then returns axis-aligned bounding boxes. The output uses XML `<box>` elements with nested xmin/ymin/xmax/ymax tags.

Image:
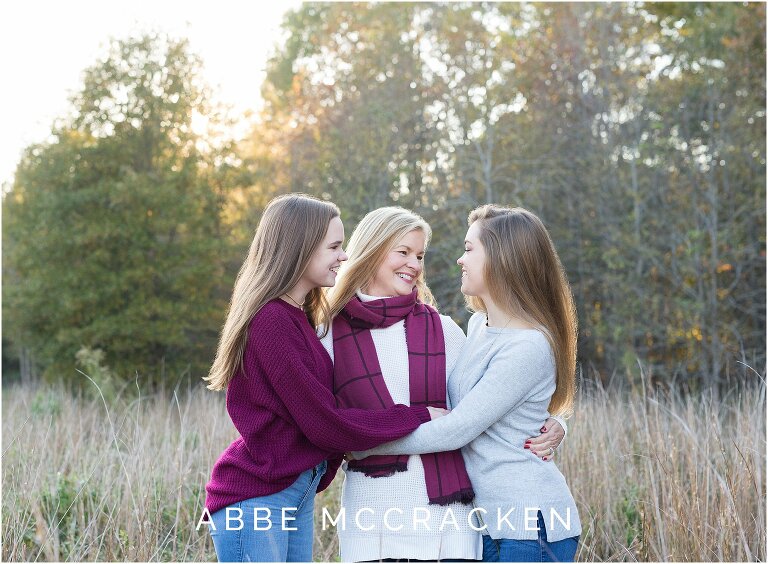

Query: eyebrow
<box><xmin>329</xmin><ymin>240</ymin><xmax>343</xmax><ymax>246</ymax></box>
<box><xmin>396</xmin><ymin>245</ymin><xmax>425</xmax><ymax>253</ymax></box>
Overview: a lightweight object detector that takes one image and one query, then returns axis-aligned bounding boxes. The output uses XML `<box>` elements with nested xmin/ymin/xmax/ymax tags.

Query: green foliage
<box><xmin>242</xmin><ymin>2</ymin><xmax>765</xmax><ymax>387</ymax></box>
<box><xmin>2</xmin><ymin>6</ymin><xmax>765</xmax><ymax>389</ymax></box>
<box><xmin>75</xmin><ymin>346</ymin><xmax>117</xmax><ymax>402</ymax></box>
<box><xmin>620</xmin><ymin>484</ymin><xmax>644</xmax><ymax>552</ymax></box>
<box><xmin>3</xmin><ymin>34</ymin><xmax>230</xmax><ymax>385</ymax></box>
<box><xmin>30</xmin><ymin>387</ymin><xmax>61</xmax><ymax>418</ymax></box>
<box><xmin>37</xmin><ymin>472</ymin><xmax>102</xmax><ymax>561</ymax></box>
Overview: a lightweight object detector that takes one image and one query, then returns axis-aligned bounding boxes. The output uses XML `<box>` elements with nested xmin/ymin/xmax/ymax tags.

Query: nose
<box><xmin>339</xmin><ymin>250</ymin><xmax>349</xmax><ymax>262</ymax></box>
<box><xmin>457</xmin><ymin>255</ymin><xmax>464</xmax><ymax>266</ymax></box>
<box><xmin>407</xmin><ymin>256</ymin><xmax>422</xmax><ymax>273</ymax></box>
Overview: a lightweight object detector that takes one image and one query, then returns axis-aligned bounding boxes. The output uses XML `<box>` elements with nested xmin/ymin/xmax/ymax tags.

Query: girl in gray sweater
<box><xmin>355</xmin><ymin>205</ymin><xmax>581</xmax><ymax>562</ymax></box>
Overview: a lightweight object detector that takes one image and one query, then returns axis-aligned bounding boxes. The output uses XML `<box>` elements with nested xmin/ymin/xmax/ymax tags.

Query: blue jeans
<box><xmin>209</xmin><ymin>460</ymin><xmax>327</xmax><ymax>562</ymax></box>
<box><xmin>482</xmin><ymin>511</ymin><xmax>578</xmax><ymax>562</ymax></box>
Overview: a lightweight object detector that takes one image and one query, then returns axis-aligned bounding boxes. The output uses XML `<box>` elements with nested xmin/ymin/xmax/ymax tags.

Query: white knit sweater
<box><xmin>319</xmin><ymin>291</ymin><xmax>482</xmax><ymax>562</ymax></box>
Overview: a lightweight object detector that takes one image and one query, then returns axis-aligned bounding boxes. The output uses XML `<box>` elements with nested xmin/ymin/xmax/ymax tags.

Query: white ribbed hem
<box><xmin>339</xmin><ymin>532</ymin><xmax>483</xmax><ymax>562</ymax></box>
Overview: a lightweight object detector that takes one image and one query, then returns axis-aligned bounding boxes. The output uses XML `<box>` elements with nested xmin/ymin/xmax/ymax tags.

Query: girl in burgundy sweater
<box><xmin>203</xmin><ymin>194</ymin><xmax>437</xmax><ymax>562</ymax></box>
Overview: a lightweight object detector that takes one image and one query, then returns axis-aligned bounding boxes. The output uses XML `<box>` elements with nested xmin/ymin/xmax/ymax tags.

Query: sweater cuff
<box><xmin>317</xmin><ymin>456</ymin><xmax>342</xmax><ymax>493</ymax></box>
<box><xmin>413</xmin><ymin>405</ymin><xmax>431</xmax><ymax>424</ymax></box>
<box><xmin>550</xmin><ymin>413</ymin><xmax>568</xmax><ymax>437</ymax></box>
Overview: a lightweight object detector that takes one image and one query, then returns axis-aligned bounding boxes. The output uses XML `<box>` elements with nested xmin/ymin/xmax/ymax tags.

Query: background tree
<box><xmin>242</xmin><ymin>1</ymin><xmax>765</xmax><ymax>388</ymax></box>
<box><xmin>3</xmin><ymin>34</ymin><xmax>230</xmax><ymax>384</ymax></box>
<box><xmin>2</xmin><ymin>3</ymin><xmax>764</xmax><ymax>391</ymax></box>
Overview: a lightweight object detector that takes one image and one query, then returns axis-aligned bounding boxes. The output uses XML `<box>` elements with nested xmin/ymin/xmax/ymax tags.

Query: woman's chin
<box><xmin>395</xmin><ymin>282</ymin><xmax>416</xmax><ymax>295</ymax></box>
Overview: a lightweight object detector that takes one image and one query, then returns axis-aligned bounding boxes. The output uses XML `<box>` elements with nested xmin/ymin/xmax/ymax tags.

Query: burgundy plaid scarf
<box><xmin>332</xmin><ymin>289</ymin><xmax>474</xmax><ymax>506</ymax></box>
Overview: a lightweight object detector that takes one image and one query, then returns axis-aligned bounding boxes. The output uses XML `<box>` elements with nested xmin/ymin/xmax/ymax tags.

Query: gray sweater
<box><xmin>356</xmin><ymin>312</ymin><xmax>581</xmax><ymax>542</ymax></box>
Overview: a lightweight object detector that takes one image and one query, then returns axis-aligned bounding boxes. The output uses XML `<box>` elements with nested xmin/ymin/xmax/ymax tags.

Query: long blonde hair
<box><xmin>205</xmin><ymin>193</ymin><xmax>340</xmax><ymax>391</ymax></box>
<box><xmin>466</xmin><ymin>205</ymin><xmax>577</xmax><ymax>416</ymax></box>
<box><xmin>328</xmin><ymin>207</ymin><xmax>436</xmax><ymax>319</ymax></box>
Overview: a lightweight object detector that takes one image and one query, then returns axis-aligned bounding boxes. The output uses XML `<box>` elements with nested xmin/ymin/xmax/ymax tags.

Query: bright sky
<box><xmin>0</xmin><ymin>0</ymin><xmax>303</xmax><ymax>188</ymax></box>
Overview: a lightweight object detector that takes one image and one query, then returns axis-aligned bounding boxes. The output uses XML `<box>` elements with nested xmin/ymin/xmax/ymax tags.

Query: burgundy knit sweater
<box><xmin>205</xmin><ymin>298</ymin><xmax>431</xmax><ymax>515</ymax></box>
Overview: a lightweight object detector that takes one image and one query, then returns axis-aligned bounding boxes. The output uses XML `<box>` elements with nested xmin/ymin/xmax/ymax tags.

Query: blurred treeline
<box><xmin>2</xmin><ymin>2</ymin><xmax>765</xmax><ymax>392</ymax></box>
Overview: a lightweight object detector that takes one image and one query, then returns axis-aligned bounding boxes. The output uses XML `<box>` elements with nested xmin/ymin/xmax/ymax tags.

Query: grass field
<box><xmin>2</xmin><ymin>374</ymin><xmax>765</xmax><ymax>561</ymax></box>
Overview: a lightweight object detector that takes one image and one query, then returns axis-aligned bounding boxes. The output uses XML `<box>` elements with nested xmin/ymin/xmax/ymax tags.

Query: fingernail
<box><xmin>524</xmin><ymin>445</ymin><xmax>530</xmax><ymax>449</ymax></box>
<box><xmin>524</xmin><ymin>440</ymin><xmax>531</xmax><ymax>445</ymax></box>
<box><xmin>541</xmin><ymin>427</ymin><xmax>547</xmax><ymax>432</ymax></box>
<box><xmin>543</xmin><ymin>457</ymin><xmax>548</xmax><ymax>461</ymax></box>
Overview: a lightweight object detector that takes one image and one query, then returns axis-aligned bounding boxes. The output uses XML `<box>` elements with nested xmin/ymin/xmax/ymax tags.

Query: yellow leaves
<box><xmin>691</xmin><ymin>326</ymin><xmax>703</xmax><ymax>342</ymax></box>
<box><xmin>591</xmin><ymin>301</ymin><xmax>602</xmax><ymax>325</ymax></box>
<box><xmin>291</xmin><ymin>73</ymin><xmax>305</xmax><ymax>98</ymax></box>
<box><xmin>716</xmin><ymin>262</ymin><xmax>733</xmax><ymax>273</ymax></box>
<box><xmin>670</xmin><ymin>326</ymin><xmax>703</xmax><ymax>342</ymax></box>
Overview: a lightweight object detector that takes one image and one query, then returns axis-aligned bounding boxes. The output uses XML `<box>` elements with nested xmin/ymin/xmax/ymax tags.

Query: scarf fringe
<box><xmin>347</xmin><ymin>461</ymin><xmax>409</xmax><ymax>478</ymax></box>
<box><xmin>428</xmin><ymin>488</ymin><xmax>476</xmax><ymax>506</ymax></box>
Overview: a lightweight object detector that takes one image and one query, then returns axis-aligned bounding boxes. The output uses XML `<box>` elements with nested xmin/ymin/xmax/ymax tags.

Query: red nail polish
<box><xmin>524</xmin><ymin>445</ymin><xmax>530</xmax><ymax>449</ymax></box>
<box><xmin>543</xmin><ymin>457</ymin><xmax>548</xmax><ymax>461</ymax></box>
<box><xmin>541</xmin><ymin>427</ymin><xmax>547</xmax><ymax>432</ymax></box>
<box><xmin>524</xmin><ymin>440</ymin><xmax>531</xmax><ymax>445</ymax></box>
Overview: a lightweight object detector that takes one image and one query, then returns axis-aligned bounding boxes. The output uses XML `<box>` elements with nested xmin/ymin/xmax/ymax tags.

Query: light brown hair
<box><xmin>205</xmin><ymin>193</ymin><xmax>340</xmax><ymax>391</ymax></box>
<box><xmin>466</xmin><ymin>205</ymin><xmax>577</xmax><ymax>416</ymax></box>
<box><xmin>328</xmin><ymin>207</ymin><xmax>436</xmax><ymax>319</ymax></box>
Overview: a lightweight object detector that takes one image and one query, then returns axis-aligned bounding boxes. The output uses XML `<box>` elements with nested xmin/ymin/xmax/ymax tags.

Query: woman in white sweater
<box><xmin>321</xmin><ymin>207</ymin><xmax>567</xmax><ymax>562</ymax></box>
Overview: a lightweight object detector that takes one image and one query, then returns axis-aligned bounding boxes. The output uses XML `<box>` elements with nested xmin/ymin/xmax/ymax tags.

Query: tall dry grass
<box><xmin>563</xmin><ymin>375</ymin><xmax>765</xmax><ymax>561</ymax></box>
<box><xmin>2</xmin><ymin>373</ymin><xmax>765</xmax><ymax>561</ymax></box>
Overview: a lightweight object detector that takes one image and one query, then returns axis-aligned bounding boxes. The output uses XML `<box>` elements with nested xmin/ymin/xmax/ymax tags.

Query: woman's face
<box><xmin>303</xmin><ymin>216</ymin><xmax>349</xmax><ymax>289</ymax></box>
<box><xmin>457</xmin><ymin>221</ymin><xmax>487</xmax><ymax>297</ymax></box>
<box><xmin>364</xmin><ymin>229</ymin><xmax>426</xmax><ymax>297</ymax></box>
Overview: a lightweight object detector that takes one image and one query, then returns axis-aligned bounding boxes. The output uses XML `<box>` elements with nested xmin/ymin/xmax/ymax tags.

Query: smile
<box><xmin>396</xmin><ymin>273</ymin><xmax>414</xmax><ymax>282</ymax></box>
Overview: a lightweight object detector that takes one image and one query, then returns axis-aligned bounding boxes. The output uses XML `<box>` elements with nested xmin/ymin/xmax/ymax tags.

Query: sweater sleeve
<box><xmin>317</xmin><ymin>455</ymin><xmax>343</xmax><ymax>493</ymax></box>
<box><xmin>248</xmin><ymin>312</ymin><xmax>431</xmax><ymax>455</ymax></box>
<box><xmin>549</xmin><ymin>414</ymin><xmax>568</xmax><ymax>437</ymax></box>
<box><xmin>353</xmin><ymin>338</ymin><xmax>552</xmax><ymax>457</ymax></box>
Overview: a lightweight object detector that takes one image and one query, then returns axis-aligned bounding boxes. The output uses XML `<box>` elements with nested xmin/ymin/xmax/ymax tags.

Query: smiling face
<box><xmin>302</xmin><ymin>216</ymin><xmax>349</xmax><ymax>289</ymax></box>
<box><xmin>457</xmin><ymin>221</ymin><xmax>488</xmax><ymax>297</ymax></box>
<box><xmin>363</xmin><ymin>228</ymin><xmax>426</xmax><ymax>297</ymax></box>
